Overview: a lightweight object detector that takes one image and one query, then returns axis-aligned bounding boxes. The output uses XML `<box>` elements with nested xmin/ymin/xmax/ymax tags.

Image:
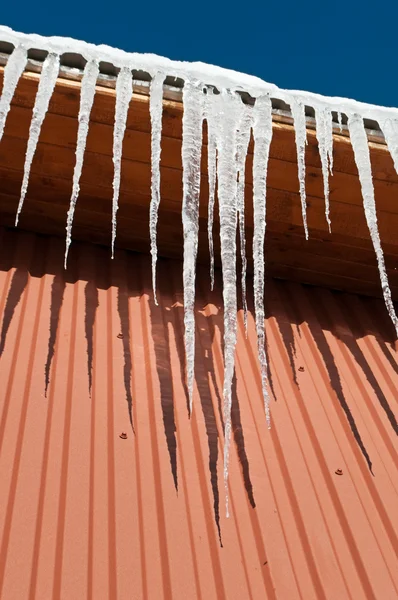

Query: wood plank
<box><xmin>1</xmin><ymin>68</ymin><xmax>398</xmax><ymax>301</ymax></box>
<box><xmin>3</xmin><ymin>68</ymin><xmax>398</xmax><ymax>187</ymax></box>
<box><xmin>2</xmin><ymin>99</ymin><xmax>398</xmax><ymax>220</ymax></box>
<box><xmin>1</xmin><ymin>188</ymin><xmax>397</xmax><ymax>298</ymax></box>
<box><xmin>1</xmin><ymin>217</ymin><xmax>394</xmax><ymax>303</ymax></box>
<box><xmin>1</xmin><ymin>133</ymin><xmax>398</xmax><ymax>248</ymax></box>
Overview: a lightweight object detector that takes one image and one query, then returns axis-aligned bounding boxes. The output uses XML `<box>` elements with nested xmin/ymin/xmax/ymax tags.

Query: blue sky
<box><xmin>1</xmin><ymin>1</ymin><xmax>397</xmax><ymax>107</ymax></box>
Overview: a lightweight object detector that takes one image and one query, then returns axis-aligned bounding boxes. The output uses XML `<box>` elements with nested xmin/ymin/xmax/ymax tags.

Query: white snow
<box><xmin>149</xmin><ymin>72</ymin><xmax>165</xmax><ymax>304</ymax></box>
<box><xmin>65</xmin><ymin>59</ymin><xmax>99</xmax><ymax>267</ymax></box>
<box><xmin>0</xmin><ymin>45</ymin><xmax>27</xmax><ymax>142</ymax></box>
<box><xmin>111</xmin><ymin>66</ymin><xmax>133</xmax><ymax>258</ymax></box>
<box><xmin>291</xmin><ymin>99</ymin><xmax>308</xmax><ymax>239</ymax></box>
<box><xmin>3</xmin><ymin>25</ymin><xmax>398</xmax><ymax>123</ymax></box>
<box><xmin>181</xmin><ymin>81</ymin><xmax>204</xmax><ymax>415</ymax></box>
<box><xmin>315</xmin><ymin>107</ymin><xmax>333</xmax><ymax>231</ymax></box>
<box><xmin>348</xmin><ymin>113</ymin><xmax>398</xmax><ymax>337</ymax></box>
<box><xmin>252</xmin><ymin>95</ymin><xmax>273</xmax><ymax>427</ymax></box>
<box><xmin>15</xmin><ymin>51</ymin><xmax>59</xmax><ymax>226</ymax></box>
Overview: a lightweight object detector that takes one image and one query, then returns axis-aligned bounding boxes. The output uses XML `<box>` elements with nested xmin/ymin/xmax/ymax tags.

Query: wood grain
<box><xmin>1</xmin><ymin>68</ymin><xmax>398</xmax><ymax>299</ymax></box>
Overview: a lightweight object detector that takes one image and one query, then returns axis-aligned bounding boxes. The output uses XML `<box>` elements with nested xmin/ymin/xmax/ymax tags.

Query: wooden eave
<box><xmin>0</xmin><ymin>66</ymin><xmax>398</xmax><ymax>299</ymax></box>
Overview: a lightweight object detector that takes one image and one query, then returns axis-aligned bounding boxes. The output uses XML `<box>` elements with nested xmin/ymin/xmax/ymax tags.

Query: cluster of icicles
<box><xmin>1</xmin><ymin>38</ymin><xmax>398</xmax><ymax>517</ymax></box>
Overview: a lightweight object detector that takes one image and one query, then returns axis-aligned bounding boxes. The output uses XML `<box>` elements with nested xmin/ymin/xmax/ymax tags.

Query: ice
<box><xmin>337</xmin><ymin>111</ymin><xmax>343</xmax><ymax>133</ymax></box>
<box><xmin>0</xmin><ymin>45</ymin><xmax>27</xmax><ymax>142</ymax></box>
<box><xmin>111</xmin><ymin>66</ymin><xmax>133</xmax><ymax>258</ymax></box>
<box><xmin>212</xmin><ymin>89</ymin><xmax>240</xmax><ymax>518</ymax></box>
<box><xmin>379</xmin><ymin>117</ymin><xmax>398</xmax><ymax>175</ymax></box>
<box><xmin>326</xmin><ymin>110</ymin><xmax>334</xmax><ymax>175</ymax></box>
<box><xmin>291</xmin><ymin>99</ymin><xmax>308</xmax><ymax>239</ymax></box>
<box><xmin>149</xmin><ymin>73</ymin><xmax>165</xmax><ymax>304</ymax></box>
<box><xmin>348</xmin><ymin>113</ymin><xmax>398</xmax><ymax>336</ymax></box>
<box><xmin>204</xmin><ymin>89</ymin><xmax>217</xmax><ymax>291</ymax></box>
<box><xmin>3</xmin><ymin>24</ymin><xmax>398</xmax><ymax>523</ymax></box>
<box><xmin>252</xmin><ymin>95</ymin><xmax>273</xmax><ymax>427</ymax></box>
<box><xmin>3</xmin><ymin>24</ymin><xmax>398</xmax><ymax>124</ymax></box>
<box><xmin>15</xmin><ymin>52</ymin><xmax>59</xmax><ymax>226</ymax></box>
<box><xmin>64</xmin><ymin>59</ymin><xmax>99</xmax><ymax>267</ymax></box>
<box><xmin>315</xmin><ymin>107</ymin><xmax>333</xmax><ymax>231</ymax></box>
<box><xmin>181</xmin><ymin>81</ymin><xmax>204</xmax><ymax>414</ymax></box>
<box><xmin>236</xmin><ymin>103</ymin><xmax>252</xmax><ymax>332</ymax></box>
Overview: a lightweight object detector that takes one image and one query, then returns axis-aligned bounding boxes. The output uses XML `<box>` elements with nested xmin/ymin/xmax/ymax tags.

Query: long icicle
<box><xmin>379</xmin><ymin>117</ymin><xmax>398</xmax><ymax>175</ymax></box>
<box><xmin>252</xmin><ymin>94</ymin><xmax>273</xmax><ymax>427</ymax></box>
<box><xmin>212</xmin><ymin>89</ymin><xmax>240</xmax><ymax>518</ymax></box>
<box><xmin>348</xmin><ymin>113</ymin><xmax>398</xmax><ymax>336</ymax></box>
<box><xmin>325</xmin><ymin>109</ymin><xmax>334</xmax><ymax>176</ymax></box>
<box><xmin>111</xmin><ymin>66</ymin><xmax>133</xmax><ymax>258</ymax></box>
<box><xmin>204</xmin><ymin>89</ymin><xmax>217</xmax><ymax>291</ymax></box>
<box><xmin>315</xmin><ymin>107</ymin><xmax>333</xmax><ymax>232</ymax></box>
<box><xmin>149</xmin><ymin>72</ymin><xmax>165</xmax><ymax>304</ymax></box>
<box><xmin>337</xmin><ymin>111</ymin><xmax>344</xmax><ymax>133</ymax></box>
<box><xmin>181</xmin><ymin>81</ymin><xmax>204</xmax><ymax>415</ymax></box>
<box><xmin>16</xmin><ymin>52</ymin><xmax>59</xmax><ymax>225</ymax></box>
<box><xmin>291</xmin><ymin>99</ymin><xmax>308</xmax><ymax>239</ymax></box>
<box><xmin>65</xmin><ymin>59</ymin><xmax>99</xmax><ymax>268</ymax></box>
<box><xmin>236</xmin><ymin>103</ymin><xmax>252</xmax><ymax>333</ymax></box>
<box><xmin>0</xmin><ymin>45</ymin><xmax>27</xmax><ymax>142</ymax></box>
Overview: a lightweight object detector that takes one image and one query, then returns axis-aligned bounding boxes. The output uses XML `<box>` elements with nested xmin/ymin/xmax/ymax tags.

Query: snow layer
<box><xmin>2</xmin><ymin>25</ymin><xmax>398</xmax><ymax>121</ymax></box>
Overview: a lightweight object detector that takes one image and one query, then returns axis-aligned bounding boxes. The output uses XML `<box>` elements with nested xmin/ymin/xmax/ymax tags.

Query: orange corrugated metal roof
<box><xmin>0</xmin><ymin>227</ymin><xmax>397</xmax><ymax>600</ymax></box>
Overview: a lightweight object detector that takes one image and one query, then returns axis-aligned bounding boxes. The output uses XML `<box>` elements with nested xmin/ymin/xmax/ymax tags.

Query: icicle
<box><xmin>252</xmin><ymin>95</ymin><xmax>273</xmax><ymax>428</ymax></box>
<box><xmin>15</xmin><ymin>52</ymin><xmax>59</xmax><ymax>226</ymax></box>
<box><xmin>211</xmin><ymin>89</ymin><xmax>240</xmax><ymax>518</ymax></box>
<box><xmin>379</xmin><ymin>117</ymin><xmax>398</xmax><ymax>175</ymax></box>
<box><xmin>348</xmin><ymin>113</ymin><xmax>398</xmax><ymax>336</ymax></box>
<box><xmin>204</xmin><ymin>89</ymin><xmax>217</xmax><ymax>291</ymax></box>
<box><xmin>149</xmin><ymin>73</ymin><xmax>165</xmax><ymax>304</ymax></box>
<box><xmin>291</xmin><ymin>99</ymin><xmax>308</xmax><ymax>239</ymax></box>
<box><xmin>111</xmin><ymin>66</ymin><xmax>133</xmax><ymax>258</ymax></box>
<box><xmin>315</xmin><ymin>107</ymin><xmax>333</xmax><ymax>232</ymax></box>
<box><xmin>0</xmin><ymin>45</ymin><xmax>27</xmax><ymax>143</ymax></box>
<box><xmin>236</xmin><ymin>103</ymin><xmax>252</xmax><ymax>333</ymax></box>
<box><xmin>325</xmin><ymin>111</ymin><xmax>334</xmax><ymax>175</ymax></box>
<box><xmin>64</xmin><ymin>59</ymin><xmax>99</xmax><ymax>268</ymax></box>
<box><xmin>182</xmin><ymin>81</ymin><xmax>204</xmax><ymax>414</ymax></box>
<box><xmin>337</xmin><ymin>111</ymin><xmax>343</xmax><ymax>133</ymax></box>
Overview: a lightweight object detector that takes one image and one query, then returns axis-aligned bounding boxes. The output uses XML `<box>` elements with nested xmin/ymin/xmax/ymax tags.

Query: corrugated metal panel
<box><xmin>0</xmin><ymin>227</ymin><xmax>397</xmax><ymax>600</ymax></box>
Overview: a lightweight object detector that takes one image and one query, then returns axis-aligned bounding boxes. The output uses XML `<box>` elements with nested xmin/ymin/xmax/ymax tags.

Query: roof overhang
<box><xmin>0</xmin><ymin>27</ymin><xmax>397</xmax><ymax>302</ymax></box>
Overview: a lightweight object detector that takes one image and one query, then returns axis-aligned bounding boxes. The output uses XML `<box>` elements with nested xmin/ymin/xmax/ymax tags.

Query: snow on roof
<box><xmin>0</xmin><ymin>24</ymin><xmax>398</xmax><ymax>121</ymax></box>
